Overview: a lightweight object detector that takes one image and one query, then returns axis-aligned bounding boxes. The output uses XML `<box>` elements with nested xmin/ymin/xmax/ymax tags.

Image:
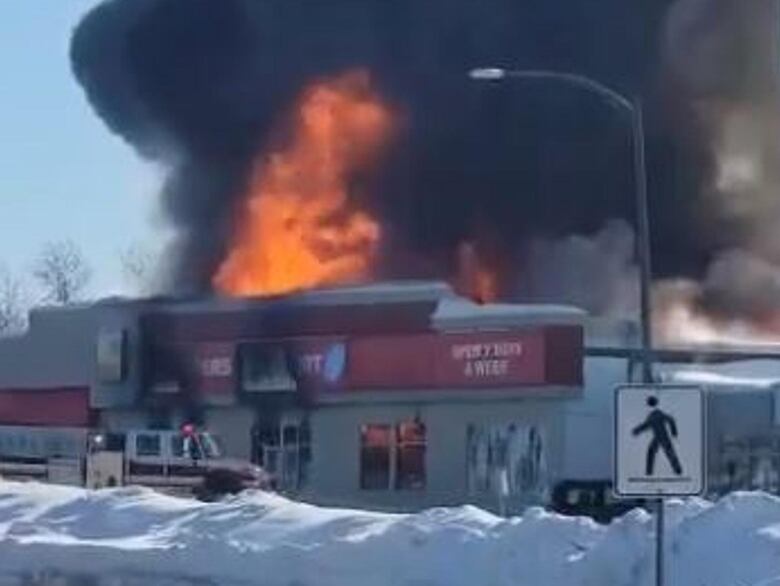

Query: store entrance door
<box><xmin>253</xmin><ymin>417</ymin><xmax>311</xmax><ymax>492</ymax></box>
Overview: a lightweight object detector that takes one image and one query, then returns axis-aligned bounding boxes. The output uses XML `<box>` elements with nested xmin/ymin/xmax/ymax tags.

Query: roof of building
<box><xmin>432</xmin><ymin>298</ymin><xmax>586</xmax><ymax>330</ymax></box>
<box><xmin>658</xmin><ymin>360</ymin><xmax>780</xmax><ymax>391</ymax></box>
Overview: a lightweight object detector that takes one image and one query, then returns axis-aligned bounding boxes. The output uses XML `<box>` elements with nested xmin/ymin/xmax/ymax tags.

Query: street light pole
<box><xmin>469</xmin><ymin>67</ymin><xmax>659</xmax><ymax>586</ymax></box>
<box><xmin>630</xmin><ymin>97</ymin><xmax>654</xmax><ymax>385</ymax></box>
<box><xmin>469</xmin><ymin>67</ymin><xmax>654</xmax><ymax>383</ymax></box>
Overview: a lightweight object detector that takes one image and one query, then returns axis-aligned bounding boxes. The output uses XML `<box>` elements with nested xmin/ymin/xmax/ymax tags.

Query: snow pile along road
<box><xmin>0</xmin><ymin>482</ymin><xmax>779</xmax><ymax>586</ymax></box>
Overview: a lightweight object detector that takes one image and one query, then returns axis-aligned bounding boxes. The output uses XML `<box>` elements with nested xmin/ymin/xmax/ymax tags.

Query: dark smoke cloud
<box><xmin>70</xmin><ymin>0</ymin><xmax>780</xmax><ymax>313</ymax></box>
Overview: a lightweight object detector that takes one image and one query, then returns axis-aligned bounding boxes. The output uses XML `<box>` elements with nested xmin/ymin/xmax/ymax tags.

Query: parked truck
<box><xmin>0</xmin><ymin>423</ymin><xmax>271</xmax><ymax>499</ymax></box>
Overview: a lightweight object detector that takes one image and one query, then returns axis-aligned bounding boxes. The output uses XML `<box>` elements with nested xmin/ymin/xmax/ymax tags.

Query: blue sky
<box><xmin>0</xmin><ymin>1</ymin><xmax>165</xmax><ymax>297</ymax></box>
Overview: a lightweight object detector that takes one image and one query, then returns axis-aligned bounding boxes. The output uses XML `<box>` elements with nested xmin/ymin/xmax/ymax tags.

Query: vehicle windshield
<box><xmin>199</xmin><ymin>433</ymin><xmax>223</xmax><ymax>459</ymax></box>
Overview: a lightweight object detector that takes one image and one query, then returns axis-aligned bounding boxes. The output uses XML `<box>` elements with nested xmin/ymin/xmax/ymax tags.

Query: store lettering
<box><xmin>452</xmin><ymin>341</ymin><xmax>522</xmax><ymax>378</ymax></box>
<box><xmin>200</xmin><ymin>357</ymin><xmax>232</xmax><ymax>378</ymax></box>
<box><xmin>464</xmin><ymin>359</ymin><xmax>509</xmax><ymax>377</ymax></box>
<box><xmin>451</xmin><ymin>341</ymin><xmax>523</xmax><ymax>361</ymax></box>
<box><xmin>298</xmin><ymin>353</ymin><xmax>324</xmax><ymax>376</ymax></box>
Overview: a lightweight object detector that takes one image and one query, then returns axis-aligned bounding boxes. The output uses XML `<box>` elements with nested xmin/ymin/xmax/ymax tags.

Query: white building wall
<box><xmin>305</xmin><ymin>397</ymin><xmax>567</xmax><ymax>513</ymax></box>
<box><xmin>561</xmin><ymin>355</ymin><xmax>629</xmax><ymax>481</ymax></box>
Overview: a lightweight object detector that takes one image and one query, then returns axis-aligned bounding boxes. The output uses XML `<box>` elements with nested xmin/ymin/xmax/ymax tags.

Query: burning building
<box><xmin>0</xmin><ymin>282</ymin><xmax>586</xmax><ymax>512</ymax></box>
<box><xmin>4</xmin><ymin>285</ymin><xmax>780</xmax><ymax>512</ymax></box>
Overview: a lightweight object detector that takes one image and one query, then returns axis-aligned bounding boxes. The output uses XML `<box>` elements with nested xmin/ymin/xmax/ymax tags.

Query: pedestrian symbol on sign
<box><xmin>615</xmin><ymin>385</ymin><xmax>704</xmax><ymax>498</ymax></box>
<box><xmin>631</xmin><ymin>396</ymin><xmax>683</xmax><ymax>476</ymax></box>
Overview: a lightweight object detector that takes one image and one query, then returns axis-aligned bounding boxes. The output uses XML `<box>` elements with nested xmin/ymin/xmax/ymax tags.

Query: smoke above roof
<box><xmin>70</xmin><ymin>0</ymin><xmax>780</xmax><ymax>328</ymax></box>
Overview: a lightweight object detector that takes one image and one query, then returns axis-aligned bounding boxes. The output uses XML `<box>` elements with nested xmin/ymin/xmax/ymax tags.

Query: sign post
<box><xmin>614</xmin><ymin>385</ymin><xmax>705</xmax><ymax>586</ymax></box>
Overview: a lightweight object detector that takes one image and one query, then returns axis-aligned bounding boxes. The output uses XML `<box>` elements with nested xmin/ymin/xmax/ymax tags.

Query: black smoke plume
<box><xmin>70</xmin><ymin>0</ymin><xmax>780</xmax><ymax>320</ymax></box>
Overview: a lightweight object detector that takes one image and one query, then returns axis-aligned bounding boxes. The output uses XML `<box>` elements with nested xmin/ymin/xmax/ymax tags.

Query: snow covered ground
<box><xmin>0</xmin><ymin>482</ymin><xmax>779</xmax><ymax>586</ymax></box>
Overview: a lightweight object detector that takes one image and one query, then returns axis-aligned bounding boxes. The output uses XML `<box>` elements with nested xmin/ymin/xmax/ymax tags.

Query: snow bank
<box><xmin>0</xmin><ymin>482</ymin><xmax>779</xmax><ymax>586</ymax></box>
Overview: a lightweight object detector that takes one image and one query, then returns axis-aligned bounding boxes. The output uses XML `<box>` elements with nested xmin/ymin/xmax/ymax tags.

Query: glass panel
<box><xmin>200</xmin><ymin>433</ymin><xmax>223</xmax><ymax>458</ymax></box>
<box><xmin>283</xmin><ymin>447</ymin><xmax>299</xmax><ymax>488</ymax></box>
<box><xmin>136</xmin><ymin>434</ymin><xmax>161</xmax><ymax>457</ymax></box>
<box><xmin>183</xmin><ymin>437</ymin><xmax>203</xmax><ymax>460</ymax></box>
<box><xmin>264</xmin><ymin>446</ymin><xmax>281</xmax><ymax>475</ymax></box>
<box><xmin>466</xmin><ymin>423</ymin><xmax>547</xmax><ymax>503</ymax></box>
<box><xmin>283</xmin><ymin>425</ymin><xmax>299</xmax><ymax>446</ymax></box>
<box><xmin>360</xmin><ymin>425</ymin><xmax>391</xmax><ymax>490</ymax></box>
<box><xmin>241</xmin><ymin>345</ymin><xmax>296</xmax><ymax>392</ymax></box>
<box><xmin>171</xmin><ymin>435</ymin><xmax>184</xmax><ymax>458</ymax></box>
<box><xmin>396</xmin><ymin>421</ymin><xmax>426</xmax><ymax>490</ymax></box>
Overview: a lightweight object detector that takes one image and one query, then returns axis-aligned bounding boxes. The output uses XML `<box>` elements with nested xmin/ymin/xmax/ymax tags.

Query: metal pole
<box><xmin>633</xmin><ymin>94</ymin><xmax>662</xmax><ymax>586</ymax></box>
<box><xmin>656</xmin><ymin>497</ymin><xmax>665</xmax><ymax>586</ymax></box>
<box><xmin>632</xmin><ymin>97</ymin><xmax>654</xmax><ymax>385</ymax></box>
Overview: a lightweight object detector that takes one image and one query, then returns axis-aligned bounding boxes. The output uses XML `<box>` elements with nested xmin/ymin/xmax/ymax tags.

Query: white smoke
<box><xmin>518</xmin><ymin>219</ymin><xmax>640</xmax><ymax>319</ymax></box>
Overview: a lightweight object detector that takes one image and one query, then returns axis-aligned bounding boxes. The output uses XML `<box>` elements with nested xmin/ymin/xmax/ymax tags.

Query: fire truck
<box><xmin>0</xmin><ymin>423</ymin><xmax>271</xmax><ymax>499</ymax></box>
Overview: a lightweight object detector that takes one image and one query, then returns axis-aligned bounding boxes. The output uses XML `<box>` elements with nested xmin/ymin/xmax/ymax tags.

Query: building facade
<box><xmin>0</xmin><ymin>283</ymin><xmax>585</xmax><ymax>513</ymax></box>
<box><xmin>5</xmin><ymin>282</ymin><xmax>780</xmax><ymax>512</ymax></box>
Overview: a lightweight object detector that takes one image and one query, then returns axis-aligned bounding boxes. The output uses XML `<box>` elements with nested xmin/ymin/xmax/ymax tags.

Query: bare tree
<box><xmin>0</xmin><ymin>264</ymin><xmax>27</xmax><ymax>335</ymax></box>
<box><xmin>120</xmin><ymin>244</ymin><xmax>157</xmax><ymax>296</ymax></box>
<box><xmin>34</xmin><ymin>240</ymin><xmax>91</xmax><ymax>305</ymax></box>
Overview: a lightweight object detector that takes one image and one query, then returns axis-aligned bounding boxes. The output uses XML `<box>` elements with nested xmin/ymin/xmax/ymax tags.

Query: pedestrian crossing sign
<box><xmin>614</xmin><ymin>385</ymin><xmax>705</xmax><ymax>497</ymax></box>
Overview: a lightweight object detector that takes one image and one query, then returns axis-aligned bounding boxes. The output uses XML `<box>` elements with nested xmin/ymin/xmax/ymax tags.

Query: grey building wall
<box><xmin>98</xmin><ymin>409</ymin><xmax>150</xmax><ymax>432</ymax></box>
<box><xmin>0</xmin><ymin>305</ymin><xmax>96</xmax><ymax>389</ymax></box>
<box><xmin>302</xmin><ymin>397</ymin><xmax>566</xmax><ymax>513</ymax></box>
<box><xmin>204</xmin><ymin>407</ymin><xmax>255</xmax><ymax>461</ymax></box>
<box><xmin>89</xmin><ymin>301</ymin><xmax>146</xmax><ymax>409</ymax></box>
<box><xmin>707</xmin><ymin>389</ymin><xmax>775</xmax><ymax>440</ymax></box>
<box><xmin>0</xmin><ymin>299</ymin><xmax>146</xmax><ymax>411</ymax></box>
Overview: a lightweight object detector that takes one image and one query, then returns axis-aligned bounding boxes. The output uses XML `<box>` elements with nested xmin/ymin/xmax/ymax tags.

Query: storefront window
<box><xmin>240</xmin><ymin>344</ymin><xmax>296</xmax><ymax>392</ymax></box>
<box><xmin>146</xmin><ymin>345</ymin><xmax>185</xmax><ymax>394</ymax></box>
<box><xmin>466</xmin><ymin>423</ymin><xmax>547</xmax><ymax>503</ymax></box>
<box><xmin>395</xmin><ymin>421</ymin><xmax>426</xmax><ymax>490</ymax></box>
<box><xmin>360</xmin><ymin>421</ymin><xmax>427</xmax><ymax>491</ymax></box>
<box><xmin>716</xmin><ymin>435</ymin><xmax>780</xmax><ymax>495</ymax></box>
<box><xmin>360</xmin><ymin>424</ymin><xmax>392</xmax><ymax>490</ymax></box>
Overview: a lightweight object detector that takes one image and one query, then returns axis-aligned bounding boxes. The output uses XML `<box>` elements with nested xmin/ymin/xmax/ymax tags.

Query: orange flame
<box><xmin>213</xmin><ymin>71</ymin><xmax>393</xmax><ymax>296</ymax></box>
<box><xmin>456</xmin><ymin>242</ymin><xmax>498</xmax><ymax>304</ymax></box>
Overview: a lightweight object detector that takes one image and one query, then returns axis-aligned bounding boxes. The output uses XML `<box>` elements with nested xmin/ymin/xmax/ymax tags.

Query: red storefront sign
<box><xmin>434</xmin><ymin>332</ymin><xmax>546</xmax><ymax>387</ymax></box>
<box><xmin>347</xmin><ymin>328</ymin><xmax>575</xmax><ymax>391</ymax></box>
<box><xmin>288</xmin><ymin>339</ymin><xmax>348</xmax><ymax>393</ymax></box>
<box><xmin>193</xmin><ymin>342</ymin><xmax>236</xmax><ymax>398</ymax></box>
<box><xmin>159</xmin><ymin>326</ymin><xmax>580</xmax><ymax>401</ymax></box>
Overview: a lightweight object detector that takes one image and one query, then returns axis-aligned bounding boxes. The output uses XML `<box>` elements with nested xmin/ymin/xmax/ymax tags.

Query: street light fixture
<box><xmin>468</xmin><ymin>66</ymin><xmax>654</xmax><ymax>384</ymax></box>
<box><xmin>468</xmin><ymin>68</ymin><xmax>507</xmax><ymax>80</ymax></box>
